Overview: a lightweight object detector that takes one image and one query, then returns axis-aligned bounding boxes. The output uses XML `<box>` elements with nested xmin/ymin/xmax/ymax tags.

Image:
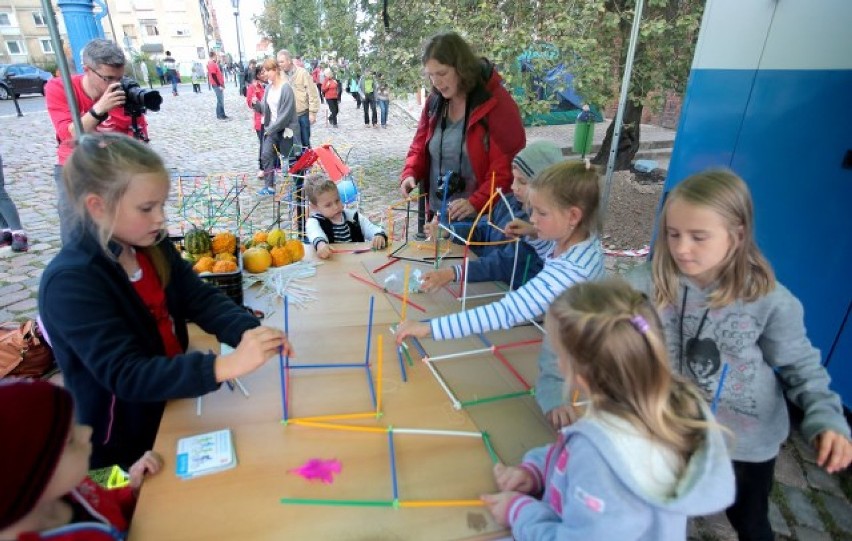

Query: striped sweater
<box><xmin>430</xmin><ymin>235</ymin><xmax>604</xmax><ymax>340</ymax></box>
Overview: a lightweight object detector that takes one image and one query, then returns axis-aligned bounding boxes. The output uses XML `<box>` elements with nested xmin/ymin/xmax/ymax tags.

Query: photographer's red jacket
<box><xmin>400</xmin><ymin>60</ymin><xmax>525</xmax><ymax>211</ymax></box>
<box><xmin>46</xmin><ymin>75</ymin><xmax>148</xmax><ymax>166</ymax></box>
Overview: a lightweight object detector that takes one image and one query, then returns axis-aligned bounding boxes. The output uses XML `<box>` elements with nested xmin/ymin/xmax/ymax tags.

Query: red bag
<box><xmin>0</xmin><ymin>320</ymin><xmax>56</xmax><ymax>379</ymax></box>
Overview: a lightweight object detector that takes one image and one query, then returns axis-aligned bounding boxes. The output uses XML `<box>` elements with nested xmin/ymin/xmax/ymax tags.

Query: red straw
<box><xmin>372</xmin><ymin>257</ymin><xmax>400</xmax><ymax>273</ymax></box>
<box><xmin>348</xmin><ymin>272</ymin><xmax>427</xmax><ymax>313</ymax></box>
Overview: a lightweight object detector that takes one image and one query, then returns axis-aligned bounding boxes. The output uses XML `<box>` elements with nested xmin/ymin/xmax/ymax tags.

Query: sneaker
<box><xmin>256</xmin><ymin>187</ymin><xmax>276</xmax><ymax>196</ymax></box>
<box><xmin>0</xmin><ymin>230</ymin><xmax>11</xmax><ymax>248</ymax></box>
<box><xmin>11</xmin><ymin>232</ymin><xmax>28</xmax><ymax>253</ymax></box>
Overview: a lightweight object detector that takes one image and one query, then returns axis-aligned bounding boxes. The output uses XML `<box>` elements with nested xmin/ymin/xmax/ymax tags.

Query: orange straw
<box><xmin>289</xmin><ymin>420</ymin><xmax>387</xmax><ymax>433</ymax></box>
<box><xmin>292</xmin><ymin>412</ymin><xmax>378</xmax><ymax>422</ymax></box>
<box><xmin>376</xmin><ymin>335</ymin><xmax>383</xmax><ymax>413</ymax></box>
<box><xmin>401</xmin><ymin>264</ymin><xmax>411</xmax><ymax>321</ymax></box>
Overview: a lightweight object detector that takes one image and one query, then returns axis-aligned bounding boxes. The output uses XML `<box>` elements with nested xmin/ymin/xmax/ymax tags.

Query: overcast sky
<box><xmin>211</xmin><ymin>0</ymin><xmax>266</xmax><ymax>60</ymax></box>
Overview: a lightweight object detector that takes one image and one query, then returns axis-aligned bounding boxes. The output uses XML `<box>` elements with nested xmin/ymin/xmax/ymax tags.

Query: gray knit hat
<box><xmin>512</xmin><ymin>141</ymin><xmax>564</xmax><ymax>180</ymax></box>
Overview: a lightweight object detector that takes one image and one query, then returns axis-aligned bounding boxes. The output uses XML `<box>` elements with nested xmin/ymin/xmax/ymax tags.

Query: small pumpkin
<box><xmin>253</xmin><ymin>231</ymin><xmax>268</xmax><ymax>244</ymax></box>
<box><xmin>192</xmin><ymin>256</ymin><xmax>215</xmax><ymax>274</ymax></box>
<box><xmin>215</xmin><ymin>252</ymin><xmax>237</xmax><ymax>263</ymax></box>
<box><xmin>185</xmin><ymin>227</ymin><xmax>212</xmax><ymax>255</ymax></box>
<box><xmin>212</xmin><ymin>260</ymin><xmax>238</xmax><ymax>274</ymax></box>
<box><xmin>284</xmin><ymin>239</ymin><xmax>305</xmax><ymax>262</ymax></box>
<box><xmin>267</xmin><ymin>228</ymin><xmax>285</xmax><ymax>248</ymax></box>
<box><xmin>270</xmin><ymin>246</ymin><xmax>291</xmax><ymax>267</ymax></box>
<box><xmin>211</xmin><ymin>231</ymin><xmax>237</xmax><ymax>255</ymax></box>
<box><xmin>243</xmin><ymin>247</ymin><xmax>272</xmax><ymax>273</ymax></box>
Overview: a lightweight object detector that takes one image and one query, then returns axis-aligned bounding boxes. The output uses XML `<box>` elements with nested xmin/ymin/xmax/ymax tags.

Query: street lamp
<box><xmin>231</xmin><ymin>0</ymin><xmax>243</xmax><ymax>85</ymax></box>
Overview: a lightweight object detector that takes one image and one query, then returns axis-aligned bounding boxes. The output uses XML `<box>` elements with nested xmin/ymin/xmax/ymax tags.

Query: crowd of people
<box><xmin>0</xmin><ymin>30</ymin><xmax>849</xmax><ymax>541</ymax></box>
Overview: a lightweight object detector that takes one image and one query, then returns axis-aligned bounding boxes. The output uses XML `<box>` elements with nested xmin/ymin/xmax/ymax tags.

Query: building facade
<box><xmin>0</xmin><ymin>0</ymin><xmax>64</xmax><ymax>67</ymax></box>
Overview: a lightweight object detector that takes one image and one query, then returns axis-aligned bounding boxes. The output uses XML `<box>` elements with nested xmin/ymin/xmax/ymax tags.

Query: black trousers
<box><xmin>726</xmin><ymin>458</ymin><xmax>776</xmax><ymax>541</ymax></box>
<box><xmin>327</xmin><ymin>98</ymin><xmax>339</xmax><ymax>126</ymax></box>
<box><xmin>363</xmin><ymin>93</ymin><xmax>377</xmax><ymax>125</ymax></box>
<box><xmin>255</xmin><ymin>127</ymin><xmax>264</xmax><ymax>169</ymax></box>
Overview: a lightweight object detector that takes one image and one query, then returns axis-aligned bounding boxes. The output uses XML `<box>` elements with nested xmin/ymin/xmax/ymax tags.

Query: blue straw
<box><xmin>711</xmin><ymin>363</ymin><xmax>729</xmax><ymax>414</ymax></box>
<box><xmin>476</xmin><ymin>333</ymin><xmax>493</xmax><ymax>348</ymax></box>
<box><xmin>387</xmin><ymin>429</ymin><xmax>399</xmax><ymax>500</ymax></box>
<box><xmin>365</xmin><ymin>362</ymin><xmax>378</xmax><ymax>409</ymax></box>
<box><xmin>364</xmin><ymin>296</ymin><xmax>375</xmax><ymax>367</ymax></box>
<box><xmin>410</xmin><ymin>337</ymin><xmax>427</xmax><ymax>358</ymax></box>
<box><xmin>280</xmin><ymin>296</ymin><xmax>289</xmax><ymax>421</ymax></box>
<box><xmin>396</xmin><ymin>346</ymin><xmax>408</xmax><ymax>382</ymax></box>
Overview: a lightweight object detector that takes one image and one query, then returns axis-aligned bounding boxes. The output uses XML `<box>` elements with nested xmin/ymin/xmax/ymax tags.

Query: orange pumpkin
<box><xmin>215</xmin><ymin>253</ymin><xmax>237</xmax><ymax>263</ymax></box>
<box><xmin>212</xmin><ymin>260</ymin><xmax>238</xmax><ymax>274</ymax></box>
<box><xmin>285</xmin><ymin>239</ymin><xmax>305</xmax><ymax>262</ymax></box>
<box><xmin>211</xmin><ymin>231</ymin><xmax>237</xmax><ymax>255</ymax></box>
<box><xmin>243</xmin><ymin>247</ymin><xmax>272</xmax><ymax>273</ymax></box>
<box><xmin>192</xmin><ymin>256</ymin><xmax>215</xmax><ymax>274</ymax></box>
<box><xmin>270</xmin><ymin>246</ymin><xmax>291</xmax><ymax>267</ymax></box>
<box><xmin>253</xmin><ymin>231</ymin><xmax>268</xmax><ymax>244</ymax></box>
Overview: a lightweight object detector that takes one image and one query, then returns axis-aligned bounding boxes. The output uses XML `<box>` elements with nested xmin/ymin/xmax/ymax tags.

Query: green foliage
<box><xmin>255</xmin><ymin>0</ymin><xmax>704</xmax><ymax>123</ymax></box>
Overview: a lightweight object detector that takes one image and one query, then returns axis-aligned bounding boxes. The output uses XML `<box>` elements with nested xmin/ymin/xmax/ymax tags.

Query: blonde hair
<box><xmin>261</xmin><ymin>58</ymin><xmax>278</xmax><ymax>74</ymax></box>
<box><xmin>548</xmin><ymin>279</ymin><xmax>711</xmax><ymax>469</ymax></box>
<box><xmin>63</xmin><ymin>134</ymin><xmax>171</xmax><ymax>283</ymax></box>
<box><xmin>653</xmin><ymin>169</ymin><xmax>775</xmax><ymax>308</ymax></box>
<box><xmin>304</xmin><ymin>173</ymin><xmax>336</xmax><ymax>205</ymax></box>
<box><xmin>529</xmin><ymin>161</ymin><xmax>601</xmax><ymax>236</ymax></box>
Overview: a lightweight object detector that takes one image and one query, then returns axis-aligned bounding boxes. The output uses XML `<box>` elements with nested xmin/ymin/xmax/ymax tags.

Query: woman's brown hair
<box><xmin>421</xmin><ymin>31</ymin><xmax>483</xmax><ymax>95</ymax></box>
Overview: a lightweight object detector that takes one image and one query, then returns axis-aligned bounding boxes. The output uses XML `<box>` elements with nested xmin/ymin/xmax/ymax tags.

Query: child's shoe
<box><xmin>11</xmin><ymin>232</ymin><xmax>28</xmax><ymax>252</ymax></box>
<box><xmin>0</xmin><ymin>230</ymin><xmax>11</xmax><ymax>247</ymax></box>
<box><xmin>256</xmin><ymin>187</ymin><xmax>276</xmax><ymax>196</ymax></box>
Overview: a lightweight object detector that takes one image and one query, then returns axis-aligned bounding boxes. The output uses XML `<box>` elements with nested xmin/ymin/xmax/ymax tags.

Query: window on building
<box><xmin>122</xmin><ymin>24</ymin><xmax>136</xmax><ymax>38</ymax></box>
<box><xmin>40</xmin><ymin>39</ymin><xmax>54</xmax><ymax>53</ymax></box>
<box><xmin>0</xmin><ymin>12</ymin><xmax>13</xmax><ymax>26</ymax></box>
<box><xmin>6</xmin><ymin>40</ymin><xmax>25</xmax><ymax>55</ymax></box>
<box><xmin>140</xmin><ymin>19</ymin><xmax>159</xmax><ymax>37</ymax></box>
<box><xmin>32</xmin><ymin>11</ymin><xmax>46</xmax><ymax>26</ymax></box>
<box><xmin>173</xmin><ymin>24</ymin><xmax>190</xmax><ymax>37</ymax></box>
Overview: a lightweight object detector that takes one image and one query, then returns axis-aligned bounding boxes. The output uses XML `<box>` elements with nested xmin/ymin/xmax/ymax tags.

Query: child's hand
<box><xmin>395</xmin><ymin>320</ymin><xmax>430</xmax><ymax>345</ymax></box>
<box><xmin>217</xmin><ymin>326</ymin><xmax>293</xmax><ymax>381</ymax></box>
<box><xmin>481</xmin><ymin>491</ymin><xmax>522</xmax><ymax>527</ymax></box>
<box><xmin>129</xmin><ymin>451</ymin><xmax>163</xmax><ymax>495</ymax></box>
<box><xmin>316</xmin><ymin>244</ymin><xmax>332</xmax><ymax>259</ymax></box>
<box><xmin>546</xmin><ymin>405</ymin><xmax>577</xmax><ymax>430</ymax></box>
<box><xmin>504</xmin><ymin>219</ymin><xmax>535</xmax><ymax>239</ymax></box>
<box><xmin>815</xmin><ymin>430</ymin><xmax>852</xmax><ymax>473</ymax></box>
<box><xmin>372</xmin><ymin>235</ymin><xmax>387</xmax><ymax>250</ymax></box>
<box><xmin>493</xmin><ymin>462</ymin><xmax>536</xmax><ymax>493</ymax></box>
<box><xmin>419</xmin><ymin>268</ymin><xmax>454</xmax><ymax>292</ymax></box>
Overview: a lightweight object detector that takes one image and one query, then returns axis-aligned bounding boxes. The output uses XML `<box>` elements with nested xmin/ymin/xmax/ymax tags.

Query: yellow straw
<box><xmin>293</xmin><ymin>412</ymin><xmax>378</xmax><ymax>422</ymax></box>
<box><xmin>289</xmin><ymin>420</ymin><xmax>387</xmax><ymax>433</ymax></box>
<box><xmin>401</xmin><ymin>265</ymin><xmax>411</xmax><ymax>321</ymax></box>
<box><xmin>398</xmin><ymin>500</ymin><xmax>485</xmax><ymax>508</ymax></box>
<box><xmin>377</xmin><ymin>335</ymin><xmax>383</xmax><ymax>413</ymax></box>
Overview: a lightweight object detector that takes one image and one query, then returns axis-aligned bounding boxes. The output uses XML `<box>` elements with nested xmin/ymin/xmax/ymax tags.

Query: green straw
<box><xmin>402</xmin><ymin>345</ymin><xmax>414</xmax><ymax>367</ymax></box>
<box><xmin>481</xmin><ymin>432</ymin><xmax>500</xmax><ymax>464</ymax></box>
<box><xmin>521</xmin><ymin>254</ymin><xmax>532</xmax><ymax>285</ymax></box>
<box><xmin>280</xmin><ymin>498</ymin><xmax>394</xmax><ymax>507</ymax></box>
<box><xmin>460</xmin><ymin>389</ymin><xmax>532</xmax><ymax>408</ymax></box>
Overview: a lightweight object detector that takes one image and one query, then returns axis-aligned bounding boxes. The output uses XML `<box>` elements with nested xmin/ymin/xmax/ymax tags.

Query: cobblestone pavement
<box><xmin>1</xmin><ymin>81</ymin><xmax>850</xmax><ymax>540</ymax></box>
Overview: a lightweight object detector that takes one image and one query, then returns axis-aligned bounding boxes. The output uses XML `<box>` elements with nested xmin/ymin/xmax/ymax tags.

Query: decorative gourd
<box><xmin>185</xmin><ymin>227</ymin><xmax>212</xmax><ymax>255</ymax></box>
<box><xmin>215</xmin><ymin>253</ymin><xmax>237</xmax><ymax>263</ymax></box>
<box><xmin>267</xmin><ymin>228</ymin><xmax>285</xmax><ymax>248</ymax></box>
<box><xmin>254</xmin><ymin>242</ymin><xmax>271</xmax><ymax>251</ymax></box>
<box><xmin>253</xmin><ymin>231</ymin><xmax>268</xmax><ymax>244</ymax></box>
<box><xmin>211</xmin><ymin>232</ymin><xmax>237</xmax><ymax>255</ymax></box>
<box><xmin>212</xmin><ymin>260</ymin><xmax>238</xmax><ymax>274</ymax></box>
<box><xmin>243</xmin><ymin>247</ymin><xmax>272</xmax><ymax>273</ymax></box>
<box><xmin>270</xmin><ymin>246</ymin><xmax>291</xmax><ymax>267</ymax></box>
<box><xmin>192</xmin><ymin>256</ymin><xmax>215</xmax><ymax>274</ymax></box>
<box><xmin>285</xmin><ymin>239</ymin><xmax>305</xmax><ymax>262</ymax></box>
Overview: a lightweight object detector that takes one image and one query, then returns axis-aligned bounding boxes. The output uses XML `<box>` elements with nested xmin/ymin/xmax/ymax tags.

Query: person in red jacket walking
<box><xmin>246</xmin><ymin>66</ymin><xmax>267</xmax><ymax>177</ymax></box>
<box><xmin>321</xmin><ymin>68</ymin><xmax>341</xmax><ymax>127</ymax></box>
<box><xmin>399</xmin><ymin>31</ymin><xmax>525</xmax><ymax>224</ymax></box>
<box><xmin>0</xmin><ymin>380</ymin><xmax>163</xmax><ymax>541</ymax></box>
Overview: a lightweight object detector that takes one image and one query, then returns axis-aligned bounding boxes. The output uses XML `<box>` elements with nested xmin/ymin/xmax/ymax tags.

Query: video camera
<box><xmin>434</xmin><ymin>170</ymin><xmax>465</xmax><ymax>201</ymax></box>
<box><xmin>121</xmin><ymin>76</ymin><xmax>162</xmax><ymax>117</ymax></box>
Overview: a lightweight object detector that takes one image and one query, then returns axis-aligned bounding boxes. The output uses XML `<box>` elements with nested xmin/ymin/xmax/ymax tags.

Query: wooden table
<box><xmin>130</xmin><ymin>245</ymin><xmax>554</xmax><ymax>540</ymax></box>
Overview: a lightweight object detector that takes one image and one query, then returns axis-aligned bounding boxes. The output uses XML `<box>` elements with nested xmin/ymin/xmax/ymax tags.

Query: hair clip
<box><xmin>629</xmin><ymin>315</ymin><xmax>650</xmax><ymax>335</ymax></box>
<box><xmin>584</xmin><ymin>158</ymin><xmax>591</xmax><ymax>170</ymax></box>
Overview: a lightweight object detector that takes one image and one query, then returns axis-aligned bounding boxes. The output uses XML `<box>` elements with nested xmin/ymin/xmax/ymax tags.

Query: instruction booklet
<box><xmin>176</xmin><ymin>428</ymin><xmax>236</xmax><ymax>479</ymax></box>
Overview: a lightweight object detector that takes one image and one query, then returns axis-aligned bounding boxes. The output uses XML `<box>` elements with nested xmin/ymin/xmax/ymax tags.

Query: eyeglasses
<box><xmin>89</xmin><ymin>66</ymin><xmax>123</xmax><ymax>84</ymax></box>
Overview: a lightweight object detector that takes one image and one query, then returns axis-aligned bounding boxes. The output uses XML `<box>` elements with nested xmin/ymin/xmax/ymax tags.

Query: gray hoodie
<box><xmin>507</xmin><ymin>405</ymin><xmax>735</xmax><ymax>540</ymax></box>
<box><xmin>626</xmin><ymin>263</ymin><xmax>850</xmax><ymax>461</ymax></box>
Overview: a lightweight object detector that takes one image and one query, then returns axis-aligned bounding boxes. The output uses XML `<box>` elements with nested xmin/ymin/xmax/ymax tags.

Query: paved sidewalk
<box><xmin>1</xmin><ymin>84</ymin><xmax>850</xmax><ymax>540</ymax></box>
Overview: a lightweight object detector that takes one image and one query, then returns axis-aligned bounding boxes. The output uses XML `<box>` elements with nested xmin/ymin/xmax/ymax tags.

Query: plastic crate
<box><xmin>170</xmin><ymin>235</ymin><xmax>244</xmax><ymax>307</ymax></box>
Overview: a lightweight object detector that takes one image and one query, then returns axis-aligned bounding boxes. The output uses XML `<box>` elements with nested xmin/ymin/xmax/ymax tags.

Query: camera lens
<box><xmin>121</xmin><ymin>76</ymin><xmax>162</xmax><ymax>115</ymax></box>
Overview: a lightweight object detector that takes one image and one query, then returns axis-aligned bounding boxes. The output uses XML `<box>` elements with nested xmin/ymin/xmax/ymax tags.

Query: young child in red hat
<box><xmin>0</xmin><ymin>380</ymin><xmax>162</xmax><ymax>540</ymax></box>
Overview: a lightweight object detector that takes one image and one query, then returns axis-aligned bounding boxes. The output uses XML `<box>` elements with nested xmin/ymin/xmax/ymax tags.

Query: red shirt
<box><xmin>130</xmin><ymin>250</ymin><xmax>183</xmax><ymax>357</ymax></box>
<box><xmin>246</xmin><ymin>81</ymin><xmax>265</xmax><ymax>131</ymax></box>
<box><xmin>45</xmin><ymin>75</ymin><xmax>148</xmax><ymax>165</ymax></box>
<box><xmin>321</xmin><ymin>78</ymin><xmax>339</xmax><ymax>100</ymax></box>
<box><xmin>207</xmin><ymin>61</ymin><xmax>224</xmax><ymax>87</ymax></box>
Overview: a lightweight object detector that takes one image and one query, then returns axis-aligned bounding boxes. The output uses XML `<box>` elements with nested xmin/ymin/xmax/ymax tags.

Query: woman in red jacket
<box><xmin>399</xmin><ymin>31</ymin><xmax>525</xmax><ymax>223</ymax></box>
<box><xmin>321</xmin><ymin>68</ymin><xmax>340</xmax><ymax>127</ymax></box>
<box><xmin>245</xmin><ymin>66</ymin><xmax>266</xmax><ymax>178</ymax></box>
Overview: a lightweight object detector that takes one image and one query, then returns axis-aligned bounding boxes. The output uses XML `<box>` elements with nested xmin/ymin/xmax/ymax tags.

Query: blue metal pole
<box><xmin>56</xmin><ymin>0</ymin><xmax>105</xmax><ymax>73</ymax></box>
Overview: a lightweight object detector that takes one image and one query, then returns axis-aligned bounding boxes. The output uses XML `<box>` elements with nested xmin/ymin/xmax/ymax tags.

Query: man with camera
<box><xmin>46</xmin><ymin>39</ymin><xmax>154</xmax><ymax>244</ymax></box>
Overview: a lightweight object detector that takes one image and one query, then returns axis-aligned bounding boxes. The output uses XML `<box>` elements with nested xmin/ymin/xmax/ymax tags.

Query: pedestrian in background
<box><xmin>246</xmin><ymin>66</ymin><xmax>267</xmax><ymax>178</ymax></box>
<box><xmin>207</xmin><ymin>52</ymin><xmax>228</xmax><ymax>120</ymax></box>
<box><xmin>322</xmin><ymin>68</ymin><xmax>340</xmax><ymax>128</ymax></box>
<box><xmin>376</xmin><ymin>75</ymin><xmax>390</xmax><ymax>128</ymax></box>
<box><xmin>163</xmin><ymin>51</ymin><xmax>179</xmax><ymax>96</ymax></box>
<box><xmin>358</xmin><ymin>69</ymin><xmax>378</xmax><ymax>128</ymax></box>
<box><xmin>0</xmin><ymin>154</ymin><xmax>28</xmax><ymax>252</ymax></box>
<box><xmin>191</xmin><ymin>62</ymin><xmax>204</xmax><ymax>93</ymax></box>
